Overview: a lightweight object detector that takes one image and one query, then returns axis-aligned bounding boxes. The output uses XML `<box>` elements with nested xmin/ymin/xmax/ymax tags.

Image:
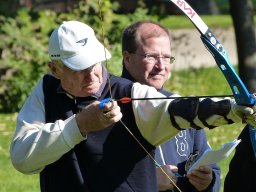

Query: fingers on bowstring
<box><xmin>103</xmin><ymin>101</ymin><xmax>116</xmax><ymax>111</ymax></box>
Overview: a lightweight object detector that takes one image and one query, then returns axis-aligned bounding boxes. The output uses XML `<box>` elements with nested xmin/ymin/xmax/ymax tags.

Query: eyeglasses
<box><xmin>132</xmin><ymin>52</ymin><xmax>175</xmax><ymax>64</ymax></box>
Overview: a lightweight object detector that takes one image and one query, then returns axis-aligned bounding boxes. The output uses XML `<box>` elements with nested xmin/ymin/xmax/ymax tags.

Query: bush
<box><xmin>0</xmin><ymin>0</ymin><xmax>154</xmax><ymax>112</ymax></box>
<box><xmin>0</xmin><ymin>10</ymin><xmax>54</xmax><ymax>112</ymax></box>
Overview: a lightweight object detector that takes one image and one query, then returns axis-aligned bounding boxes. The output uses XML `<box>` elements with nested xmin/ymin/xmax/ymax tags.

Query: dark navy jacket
<box><xmin>41</xmin><ymin>73</ymin><xmax>157</xmax><ymax>192</ymax></box>
<box><xmin>122</xmin><ymin>66</ymin><xmax>221</xmax><ymax>192</ymax></box>
<box><xmin>224</xmin><ymin>124</ymin><xmax>256</xmax><ymax>192</ymax></box>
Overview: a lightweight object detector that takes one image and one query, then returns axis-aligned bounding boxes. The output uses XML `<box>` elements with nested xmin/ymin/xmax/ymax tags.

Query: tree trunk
<box><xmin>229</xmin><ymin>0</ymin><xmax>256</xmax><ymax>93</ymax></box>
<box><xmin>188</xmin><ymin>0</ymin><xmax>219</xmax><ymax>14</ymax></box>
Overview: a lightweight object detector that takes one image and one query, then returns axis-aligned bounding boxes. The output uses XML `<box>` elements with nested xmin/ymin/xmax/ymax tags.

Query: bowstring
<box><xmin>97</xmin><ymin>0</ymin><xmax>112</xmax><ymax>99</ymax></box>
<box><xmin>97</xmin><ymin>1</ymin><xmax>182</xmax><ymax>191</ymax></box>
<box><xmin>120</xmin><ymin>120</ymin><xmax>182</xmax><ymax>192</ymax></box>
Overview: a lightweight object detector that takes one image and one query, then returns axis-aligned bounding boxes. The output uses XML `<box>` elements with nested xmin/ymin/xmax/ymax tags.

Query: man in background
<box><xmin>121</xmin><ymin>20</ymin><xmax>221</xmax><ymax>192</ymax></box>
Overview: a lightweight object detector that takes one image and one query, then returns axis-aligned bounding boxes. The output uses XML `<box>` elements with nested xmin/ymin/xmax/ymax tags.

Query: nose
<box><xmin>155</xmin><ymin>58</ymin><xmax>165</xmax><ymax>69</ymax></box>
<box><xmin>81</xmin><ymin>67</ymin><xmax>95</xmax><ymax>81</ymax></box>
<box><xmin>84</xmin><ymin>73</ymin><xmax>97</xmax><ymax>83</ymax></box>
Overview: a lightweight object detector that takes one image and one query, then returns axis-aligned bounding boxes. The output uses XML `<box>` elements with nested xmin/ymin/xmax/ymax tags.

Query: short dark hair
<box><xmin>121</xmin><ymin>20</ymin><xmax>170</xmax><ymax>53</ymax></box>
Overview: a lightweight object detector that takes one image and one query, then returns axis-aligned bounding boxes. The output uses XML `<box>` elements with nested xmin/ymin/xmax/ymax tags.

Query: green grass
<box><xmin>160</xmin><ymin>15</ymin><xmax>256</xmax><ymax>29</ymax></box>
<box><xmin>160</xmin><ymin>15</ymin><xmax>233</xmax><ymax>29</ymax></box>
<box><xmin>0</xmin><ymin>65</ymin><xmax>245</xmax><ymax>191</ymax></box>
<box><xmin>0</xmin><ymin>113</ymin><xmax>39</xmax><ymax>192</ymax></box>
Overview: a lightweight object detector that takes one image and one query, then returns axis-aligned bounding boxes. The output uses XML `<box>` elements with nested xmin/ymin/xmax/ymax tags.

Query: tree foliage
<box><xmin>0</xmin><ymin>0</ymin><xmax>151</xmax><ymax>112</ymax></box>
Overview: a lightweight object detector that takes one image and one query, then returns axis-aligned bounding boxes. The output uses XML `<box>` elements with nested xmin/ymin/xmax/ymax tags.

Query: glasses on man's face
<box><xmin>132</xmin><ymin>52</ymin><xmax>175</xmax><ymax>64</ymax></box>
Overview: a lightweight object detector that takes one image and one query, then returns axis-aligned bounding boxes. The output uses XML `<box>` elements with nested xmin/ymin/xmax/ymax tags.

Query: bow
<box><xmin>97</xmin><ymin>0</ymin><xmax>256</xmax><ymax>191</ymax></box>
<box><xmin>168</xmin><ymin>0</ymin><xmax>256</xmax><ymax>156</ymax></box>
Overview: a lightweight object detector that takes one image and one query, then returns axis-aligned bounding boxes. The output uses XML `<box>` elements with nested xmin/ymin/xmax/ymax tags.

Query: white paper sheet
<box><xmin>187</xmin><ymin>139</ymin><xmax>241</xmax><ymax>173</ymax></box>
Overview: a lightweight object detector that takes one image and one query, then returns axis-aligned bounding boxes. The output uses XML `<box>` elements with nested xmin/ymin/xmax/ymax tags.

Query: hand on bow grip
<box><xmin>243</xmin><ymin>93</ymin><xmax>256</xmax><ymax>126</ymax></box>
<box><xmin>230</xmin><ymin>94</ymin><xmax>256</xmax><ymax>127</ymax></box>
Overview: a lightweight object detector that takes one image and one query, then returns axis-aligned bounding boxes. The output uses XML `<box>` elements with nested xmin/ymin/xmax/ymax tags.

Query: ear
<box><xmin>48</xmin><ymin>62</ymin><xmax>61</xmax><ymax>79</ymax></box>
<box><xmin>123</xmin><ymin>51</ymin><xmax>131</xmax><ymax>67</ymax></box>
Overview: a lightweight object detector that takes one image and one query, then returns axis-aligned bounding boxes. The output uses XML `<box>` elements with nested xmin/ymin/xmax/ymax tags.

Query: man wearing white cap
<box><xmin>10</xmin><ymin>20</ymin><xmax>256</xmax><ymax>192</ymax></box>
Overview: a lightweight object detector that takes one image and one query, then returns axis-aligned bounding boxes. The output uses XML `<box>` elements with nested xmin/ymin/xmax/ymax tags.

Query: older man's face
<box><xmin>56</xmin><ymin>63</ymin><xmax>103</xmax><ymax>97</ymax></box>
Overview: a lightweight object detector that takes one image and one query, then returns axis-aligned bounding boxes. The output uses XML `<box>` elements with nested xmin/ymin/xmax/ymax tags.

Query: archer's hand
<box><xmin>186</xmin><ymin>165</ymin><xmax>213</xmax><ymax>191</ymax></box>
<box><xmin>228</xmin><ymin>101</ymin><xmax>256</xmax><ymax>126</ymax></box>
<box><xmin>76</xmin><ymin>101</ymin><xmax>122</xmax><ymax>135</ymax></box>
<box><xmin>244</xmin><ymin>95</ymin><xmax>256</xmax><ymax>126</ymax></box>
<box><xmin>156</xmin><ymin>165</ymin><xmax>178</xmax><ymax>191</ymax></box>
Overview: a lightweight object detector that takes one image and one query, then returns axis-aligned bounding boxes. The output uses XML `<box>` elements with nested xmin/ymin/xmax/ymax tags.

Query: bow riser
<box><xmin>201</xmin><ymin>32</ymin><xmax>255</xmax><ymax>106</ymax></box>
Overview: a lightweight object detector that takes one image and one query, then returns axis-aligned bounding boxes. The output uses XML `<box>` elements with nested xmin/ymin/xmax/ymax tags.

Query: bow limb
<box><xmin>169</xmin><ymin>0</ymin><xmax>254</xmax><ymax>105</ymax></box>
<box><xmin>169</xmin><ymin>0</ymin><xmax>256</xmax><ymax>156</ymax></box>
<box><xmin>200</xmin><ymin>30</ymin><xmax>254</xmax><ymax>105</ymax></box>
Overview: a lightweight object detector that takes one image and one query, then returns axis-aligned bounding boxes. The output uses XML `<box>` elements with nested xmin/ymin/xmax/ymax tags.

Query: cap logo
<box><xmin>76</xmin><ymin>38</ymin><xmax>88</xmax><ymax>46</ymax></box>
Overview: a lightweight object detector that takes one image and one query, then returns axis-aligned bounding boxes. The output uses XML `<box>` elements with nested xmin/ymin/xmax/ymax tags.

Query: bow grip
<box><xmin>99</xmin><ymin>98</ymin><xmax>112</xmax><ymax>108</ymax></box>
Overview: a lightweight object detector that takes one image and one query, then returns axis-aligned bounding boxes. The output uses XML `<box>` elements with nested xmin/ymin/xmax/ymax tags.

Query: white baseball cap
<box><xmin>48</xmin><ymin>20</ymin><xmax>111</xmax><ymax>71</ymax></box>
